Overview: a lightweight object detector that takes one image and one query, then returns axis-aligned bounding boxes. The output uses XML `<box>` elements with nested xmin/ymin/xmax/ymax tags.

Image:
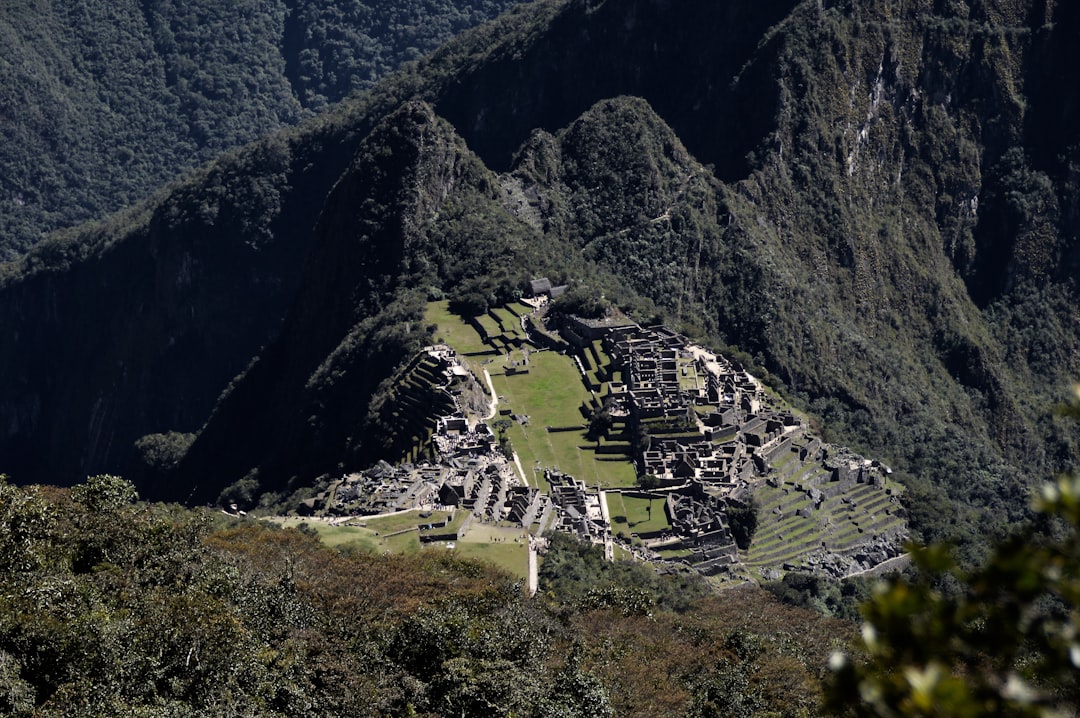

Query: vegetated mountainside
<box><xmin>170</xmin><ymin>96</ymin><xmax>720</xmax><ymax>504</ymax></box>
<box><xmin>168</xmin><ymin>101</ymin><xmax>550</xmax><ymax>503</ymax></box>
<box><xmin>717</xmin><ymin>0</ymin><xmax>1080</xmax><ymax>548</ymax></box>
<box><xmin>1</xmin><ymin>0</ymin><xmax>1078</xmax><ymax>551</ymax></box>
<box><xmin>0</xmin><ymin>0</ymin><xmax>526</xmax><ymax>259</ymax></box>
<box><xmin>0</xmin><ymin>0</ymin><xmax>568</xmax><ymax>495</ymax></box>
<box><xmin>0</xmin><ymin>476</ymin><xmax>845</xmax><ymax>717</ymax></box>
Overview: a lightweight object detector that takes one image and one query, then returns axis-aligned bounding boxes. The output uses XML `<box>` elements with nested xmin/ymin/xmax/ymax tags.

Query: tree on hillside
<box><xmin>636</xmin><ymin>473</ymin><xmax>661</xmax><ymax>491</ymax></box>
<box><xmin>587</xmin><ymin>401</ymin><xmax>614</xmax><ymax>446</ymax></box>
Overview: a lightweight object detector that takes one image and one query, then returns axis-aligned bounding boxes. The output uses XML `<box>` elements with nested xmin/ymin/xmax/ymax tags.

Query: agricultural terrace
<box><xmin>425</xmin><ymin>300</ymin><xmax>491</xmax><ymax>356</ymax></box>
<box><xmin>424</xmin><ymin>301</ymin><xmax>638</xmax><ymax>491</ymax></box>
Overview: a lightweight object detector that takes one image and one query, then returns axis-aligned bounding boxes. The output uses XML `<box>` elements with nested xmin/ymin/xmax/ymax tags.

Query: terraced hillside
<box><xmin>414</xmin><ymin>299</ymin><xmax>908</xmax><ymax>580</ymax></box>
<box><xmin>366</xmin><ymin>344</ymin><xmax>490</xmax><ymax>462</ymax></box>
<box><xmin>273</xmin><ymin>297</ymin><xmax>906</xmax><ymax>583</ymax></box>
<box><xmin>746</xmin><ymin>469</ymin><xmax>906</xmax><ymax>579</ymax></box>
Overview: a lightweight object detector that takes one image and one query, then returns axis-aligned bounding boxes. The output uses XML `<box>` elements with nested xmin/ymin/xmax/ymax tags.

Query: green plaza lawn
<box><xmin>425</xmin><ymin>300</ymin><xmax>495</xmax><ymax>356</ymax></box>
<box><xmin>267</xmin><ymin>515</ymin><xmax>424</xmax><ymax>554</ymax></box>
<box><xmin>265</xmin><ymin>514</ymin><xmax>528</xmax><ymax>579</ymax></box>
<box><xmin>619</xmin><ymin>494</ymin><xmax>671</xmax><ymax>533</ymax></box>
<box><xmin>425</xmin><ymin>301</ymin><xmax>638</xmax><ymax>490</ymax></box>
<box><xmin>449</xmin><ymin>523</ymin><xmax>529</xmax><ymax>578</ymax></box>
<box><xmin>489</xmin><ymin>350</ymin><xmax>638</xmax><ymax>490</ymax></box>
<box><xmin>606</xmin><ymin>491</ymin><xmax>671</xmax><ymax>540</ymax></box>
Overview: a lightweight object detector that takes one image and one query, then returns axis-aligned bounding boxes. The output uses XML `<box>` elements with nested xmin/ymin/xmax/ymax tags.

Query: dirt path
<box><xmin>844</xmin><ymin>552</ymin><xmax>911</xmax><ymax>579</ymax></box>
<box><xmin>527</xmin><ymin>537</ymin><xmax>538</xmax><ymax>597</ymax></box>
<box><xmin>599</xmin><ymin>491</ymin><xmax>614</xmax><ymax>562</ymax></box>
<box><xmin>512</xmin><ymin>451</ymin><xmax>529</xmax><ymax>487</ymax></box>
<box><xmin>482</xmin><ymin>367</ymin><xmax>498</xmax><ymax>420</ymax></box>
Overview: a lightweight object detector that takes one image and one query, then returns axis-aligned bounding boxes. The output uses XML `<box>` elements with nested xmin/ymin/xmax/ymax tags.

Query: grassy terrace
<box><xmin>452</xmin><ymin>523</ymin><xmax>529</xmax><ymax>577</ymax></box>
<box><xmin>677</xmin><ymin>357</ymin><xmax>701</xmax><ymax>391</ymax></box>
<box><xmin>426</xmin><ymin>301</ymin><xmax>638</xmax><ymax>490</ymax></box>
<box><xmin>267</xmin><ymin>512</ymin><xmax>529</xmax><ymax>579</ymax></box>
<box><xmin>505</xmin><ymin>301</ymin><xmax>533</xmax><ymax>317</ymax></box>
<box><xmin>266</xmin><ymin>512</ymin><xmax>446</xmax><ymax>554</ymax></box>
<box><xmin>474</xmin><ymin>312</ymin><xmax>504</xmax><ymax>339</ymax></box>
<box><xmin>491</xmin><ymin>307</ymin><xmax>525</xmax><ymax>334</ymax></box>
<box><xmin>419</xmin><ymin>510</ymin><xmax>471</xmax><ymax>539</ymax></box>
<box><xmin>744</xmin><ymin>467</ymin><xmax>907</xmax><ymax>570</ymax></box>
<box><xmin>605</xmin><ymin>492</ymin><xmax>631</xmax><ymax>538</ymax></box>
<box><xmin>425</xmin><ymin>300</ymin><xmax>492</xmax><ymax>355</ymax></box>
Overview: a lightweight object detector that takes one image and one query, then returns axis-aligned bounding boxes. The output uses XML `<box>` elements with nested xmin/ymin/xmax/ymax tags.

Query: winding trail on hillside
<box><xmin>843</xmin><ymin>552</ymin><xmax>911</xmax><ymax>579</ymax></box>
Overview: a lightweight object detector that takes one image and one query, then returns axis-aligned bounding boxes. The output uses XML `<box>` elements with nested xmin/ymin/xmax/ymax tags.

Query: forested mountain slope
<box><xmin>1</xmin><ymin>0</ymin><xmax>1078</xmax><ymax>551</ymax></box>
<box><xmin>0</xmin><ymin>0</ymin><xmax>527</xmax><ymax>259</ymax></box>
<box><xmin>0</xmin><ymin>476</ymin><xmax>845</xmax><ymax>716</ymax></box>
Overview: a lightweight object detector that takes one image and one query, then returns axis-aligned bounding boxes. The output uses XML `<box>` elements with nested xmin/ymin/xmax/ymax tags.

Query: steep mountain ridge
<box><xmin>0</xmin><ymin>120</ymin><xmax>366</xmax><ymax>490</ymax></box>
<box><xmin>433</xmin><ymin>0</ymin><xmax>800</xmax><ymax>177</ymax></box>
<box><xmin>169</xmin><ymin>101</ymin><xmax>541</xmax><ymax>502</ymax></box>
<box><xmin>1</xmin><ymin>0</ymin><xmax>1077</xmax><ymax>546</ymax></box>
<box><xmin>0</xmin><ymin>0</ymin><xmax>527</xmax><ymax>258</ymax></box>
<box><xmin>713</xmin><ymin>0</ymin><xmax>1080</xmax><ymax>534</ymax></box>
<box><xmin>0</xmin><ymin>0</ymin><xmax>573</xmax><ymax>491</ymax></box>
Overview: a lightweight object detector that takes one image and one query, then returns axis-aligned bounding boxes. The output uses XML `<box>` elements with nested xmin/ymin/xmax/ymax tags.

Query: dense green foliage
<box><xmin>4</xmin><ymin>2</ymin><xmax>1080</xmax><ymax>711</ymax></box>
<box><xmin>825</xmin><ymin>395</ymin><xmax>1080</xmax><ymax>715</ymax></box>
<box><xmin>538</xmin><ymin>531</ymin><xmax>711</xmax><ymax>614</ymax></box>
<box><xmin>0</xmin><ymin>0</ymin><xmax>526</xmax><ymax>259</ymax></box>
<box><xmin>828</xmin><ymin>472</ymin><xmax>1080</xmax><ymax>716</ymax></box>
<box><xmin>0</xmin><ymin>474</ymin><xmax>845</xmax><ymax>716</ymax></box>
<box><xmin>710</xmin><ymin>1</ymin><xmax>1080</xmax><ymax>554</ymax></box>
<box><xmin>167</xmin><ymin>101</ymin><xmax>552</xmax><ymax>502</ymax></box>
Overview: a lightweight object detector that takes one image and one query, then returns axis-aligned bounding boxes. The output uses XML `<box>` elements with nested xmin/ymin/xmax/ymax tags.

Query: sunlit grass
<box><xmin>425</xmin><ymin>300</ymin><xmax>638</xmax><ymax>489</ymax></box>
<box><xmin>621</xmin><ymin>495</ymin><xmax>670</xmax><ymax>533</ymax></box>
<box><xmin>425</xmin><ymin>300</ymin><xmax>494</xmax><ymax>356</ymax></box>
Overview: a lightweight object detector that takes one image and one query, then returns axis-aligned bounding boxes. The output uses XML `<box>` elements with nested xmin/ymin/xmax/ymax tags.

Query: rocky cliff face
<box><xmin>0</xmin><ymin>0</ymin><xmax>1077</xmax><ymax>536</ymax></box>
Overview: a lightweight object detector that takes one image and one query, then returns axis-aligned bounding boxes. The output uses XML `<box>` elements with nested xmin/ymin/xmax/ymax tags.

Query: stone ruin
<box><xmin>299</xmin><ymin>311</ymin><xmax>908</xmax><ymax>583</ymax></box>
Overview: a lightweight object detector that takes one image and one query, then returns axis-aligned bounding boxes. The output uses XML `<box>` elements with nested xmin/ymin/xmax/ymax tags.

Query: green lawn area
<box><xmin>359</xmin><ymin>510</ymin><xmax>452</xmax><ymax>533</ymax></box>
<box><xmin>507</xmin><ymin>301</ymin><xmax>533</xmax><ymax>316</ymax></box>
<box><xmin>425</xmin><ymin>300</ymin><xmax>495</xmax><ymax>356</ymax></box>
<box><xmin>265</xmin><ymin>517</ymin><xmax>421</xmax><ymax>553</ymax></box>
<box><xmin>474</xmin><ymin>313</ymin><xmax>503</xmax><ymax>339</ymax></box>
<box><xmin>415</xmin><ymin>301</ymin><xmax>638</xmax><ymax>501</ymax></box>
<box><xmin>491</xmin><ymin>307</ymin><xmax>525</xmax><ymax>337</ymax></box>
<box><xmin>590</xmin><ymin>340</ymin><xmax>610</xmax><ymax>369</ymax></box>
<box><xmin>606</xmin><ymin>492</ymin><xmax>671</xmax><ymax>538</ymax></box>
<box><xmin>419</xmin><ymin>510</ymin><xmax>470</xmax><ymax>539</ymax></box>
<box><xmin>490</xmin><ymin>351</ymin><xmax>637</xmax><ymax>489</ymax></box>
<box><xmin>605</xmin><ymin>491</ymin><xmax>632</xmax><ymax>538</ymax></box>
<box><xmin>267</xmin><ymin>510</ymin><xmax>459</xmax><ymax>554</ymax></box>
<box><xmin>621</xmin><ymin>495</ymin><xmax>671</xmax><ymax>533</ymax></box>
<box><xmin>453</xmin><ymin>523</ymin><xmax>529</xmax><ymax>578</ymax></box>
<box><xmin>266</xmin><ymin>513</ymin><xmax>527</xmax><ymax>577</ymax></box>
